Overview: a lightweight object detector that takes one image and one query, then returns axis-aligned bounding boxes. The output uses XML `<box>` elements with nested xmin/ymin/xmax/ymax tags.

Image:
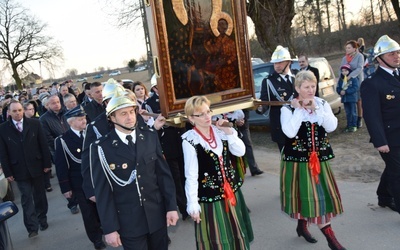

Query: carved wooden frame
<box><xmin>146</xmin><ymin>0</ymin><xmax>254</xmax><ymax>117</ymax></box>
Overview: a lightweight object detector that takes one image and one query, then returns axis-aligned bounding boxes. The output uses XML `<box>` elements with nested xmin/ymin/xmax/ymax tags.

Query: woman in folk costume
<box><xmin>182</xmin><ymin>96</ymin><xmax>253</xmax><ymax>249</ymax></box>
<box><xmin>280</xmin><ymin>71</ymin><xmax>346</xmax><ymax>250</ymax></box>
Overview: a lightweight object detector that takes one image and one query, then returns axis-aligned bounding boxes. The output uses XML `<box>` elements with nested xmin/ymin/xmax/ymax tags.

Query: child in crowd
<box><xmin>336</xmin><ymin>64</ymin><xmax>359</xmax><ymax>132</ymax></box>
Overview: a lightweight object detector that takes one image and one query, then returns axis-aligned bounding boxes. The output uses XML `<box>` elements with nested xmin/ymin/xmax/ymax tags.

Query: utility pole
<box><xmin>39</xmin><ymin>60</ymin><xmax>42</xmax><ymax>79</ymax></box>
<box><xmin>140</xmin><ymin>0</ymin><xmax>154</xmax><ymax>78</ymax></box>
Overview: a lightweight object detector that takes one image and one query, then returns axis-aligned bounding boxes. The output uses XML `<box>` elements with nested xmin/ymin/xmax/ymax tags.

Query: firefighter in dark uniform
<box><xmin>81</xmin><ymin>81</ymin><xmax>126</xmax><ymax>202</ymax></box>
<box><xmin>257</xmin><ymin>45</ymin><xmax>297</xmax><ymax>151</ymax></box>
<box><xmin>361</xmin><ymin>35</ymin><xmax>400</xmax><ymax>213</ymax></box>
<box><xmin>90</xmin><ymin>94</ymin><xmax>179</xmax><ymax>249</ymax></box>
<box><xmin>143</xmin><ymin>80</ymin><xmax>189</xmax><ymax>220</ymax></box>
<box><xmin>54</xmin><ymin>106</ymin><xmax>105</xmax><ymax>249</ymax></box>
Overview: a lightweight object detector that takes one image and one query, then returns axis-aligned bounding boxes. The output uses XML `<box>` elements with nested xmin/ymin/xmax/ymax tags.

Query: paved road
<box><xmin>6</xmin><ymin>164</ymin><xmax>400</xmax><ymax>250</ymax></box>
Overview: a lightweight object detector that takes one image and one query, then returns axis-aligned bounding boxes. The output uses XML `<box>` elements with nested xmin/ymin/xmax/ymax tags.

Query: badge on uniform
<box><xmin>109</xmin><ymin>164</ymin><xmax>116</xmax><ymax>170</ymax></box>
<box><xmin>283</xmin><ymin>92</ymin><xmax>287</xmax><ymax>96</ymax></box>
<box><xmin>139</xmin><ymin>134</ymin><xmax>144</xmax><ymax>140</ymax></box>
<box><xmin>386</xmin><ymin>94</ymin><xmax>395</xmax><ymax>100</ymax></box>
<box><xmin>122</xmin><ymin>163</ymin><xmax>128</xmax><ymax>169</ymax></box>
<box><xmin>77</xmin><ymin>148</ymin><xmax>81</xmax><ymax>153</ymax></box>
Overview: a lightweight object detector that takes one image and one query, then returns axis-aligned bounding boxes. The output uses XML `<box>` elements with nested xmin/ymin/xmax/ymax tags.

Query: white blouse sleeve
<box><xmin>226</xmin><ymin>132</ymin><xmax>245</xmax><ymax>157</ymax></box>
<box><xmin>215</xmin><ymin>127</ymin><xmax>245</xmax><ymax>157</ymax></box>
<box><xmin>315</xmin><ymin>100</ymin><xmax>338</xmax><ymax>133</ymax></box>
<box><xmin>280</xmin><ymin>106</ymin><xmax>304</xmax><ymax>138</ymax></box>
<box><xmin>182</xmin><ymin>139</ymin><xmax>201</xmax><ymax>215</ymax></box>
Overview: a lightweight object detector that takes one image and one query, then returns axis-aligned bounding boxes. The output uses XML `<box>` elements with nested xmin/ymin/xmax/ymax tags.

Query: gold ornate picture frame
<box><xmin>146</xmin><ymin>0</ymin><xmax>254</xmax><ymax>117</ymax></box>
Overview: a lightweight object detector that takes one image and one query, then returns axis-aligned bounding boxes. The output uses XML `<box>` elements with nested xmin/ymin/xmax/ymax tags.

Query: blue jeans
<box><xmin>344</xmin><ymin>102</ymin><xmax>357</xmax><ymax>127</ymax></box>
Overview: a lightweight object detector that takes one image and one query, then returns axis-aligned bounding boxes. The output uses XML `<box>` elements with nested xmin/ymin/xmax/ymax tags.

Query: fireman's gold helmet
<box><xmin>270</xmin><ymin>45</ymin><xmax>292</xmax><ymax>63</ymax></box>
<box><xmin>106</xmin><ymin>92</ymin><xmax>137</xmax><ymax>117</ymax></box>
<box><xmin>102</xmin><ymin>81</ymin><xmax>126</xmax><ymax>102</ymax></box>
<box><xmin>373</xmin><ymin>35</ymin><xmax>400</xmax><ymax>60</ymax></box>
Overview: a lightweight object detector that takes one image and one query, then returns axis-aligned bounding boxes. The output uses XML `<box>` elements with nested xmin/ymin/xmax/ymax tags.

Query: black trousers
<box><xmin>377</xmin><ymin>146</ymin><xmax>400</xmax><ymax>213</ymax></box>
<box><xmin>16</xmin><ymin>175</ymin><xmax>48</xmax><ymax>233</ymax></box>
<box><xmin>238</xmin><ymin>125</ymin><xmax>260</xmax><ymax>174</ymax></box>
<box><xmin>73</xmin><ymin>188</ymin><xmax>103</xmax><ymax>243</ymax></box>
<box><xmin>166</xmin><ymin>157</ymin><xmax>187</xmax><ymax>216</ymax></box>
<box><xmin>120</xmin><ymin>225</ymin><xmax>168</xmax><ymax>250</ymax></box>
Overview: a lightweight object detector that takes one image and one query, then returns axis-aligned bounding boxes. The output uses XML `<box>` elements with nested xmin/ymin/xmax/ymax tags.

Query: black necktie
<box><xmin>79</xmin><ymin>131</ymin><xmax>83</xmax><ymax>138</ymax></box>
<box><xmin>126</xmin><ymin>135</ymin><xmax>134</xmax><ymax>148</ymax></box>
<box><xmin>285</xmin><ymin>75</ymin><xmax>291</xmax><ymax>84</ymax></box>
<box><xmin>393</xmin><ymin>70</ymin><xmax>400</xmax><ymax>81</ymax></box>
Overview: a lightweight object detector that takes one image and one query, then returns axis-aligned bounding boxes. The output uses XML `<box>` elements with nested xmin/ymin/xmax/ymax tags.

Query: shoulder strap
<box><xmin>60</xmin><ymin>138</ymin><xmax>81</xmax><ymax>164</ymax></box>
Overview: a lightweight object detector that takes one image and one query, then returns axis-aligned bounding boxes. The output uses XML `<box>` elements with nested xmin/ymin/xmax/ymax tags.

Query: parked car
<box><xmin>0</xmin><ymin>201</ymin><xmax>19</xmax><ymax>249</ymax></box>
<box><xmin>248</xmin><ymin>57</ymin><xmax>342</xmax><ymax>126</ymax></box>
<box><xmin>109</xmin><ymin>70</ymin><xmax>121</xmax><ymax>76</ymax></box>
<box><xmin>251</xmin><ymin>57</ymin><xmax>264</xmax><ymax>65</ymax></box>
<box><xmin>93</xmin><ymin>74</ymin><xmax>103</xmax><ymax>79</ymax></box>
<box><xmin>134</xmin><ymin>66</ymin><xmax>146</xmax><ymax>72</ymax></box>
<box><xmin>76</xmin><ymin>77</ymin><xmax>87</xmax><ymax>82</ymax></box>
<box><xmin>121</xmin><ymin>79</ymin><xmax>134</xmax><ymax>85</ymax></box>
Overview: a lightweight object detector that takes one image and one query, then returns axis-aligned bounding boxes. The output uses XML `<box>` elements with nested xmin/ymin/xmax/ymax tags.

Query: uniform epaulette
<box><xmin>93</xmin><ymin>133</ymin><xmax>109</xmax><ymax>145</ymax></box>
<box><xmin>267</xmin><ymin>71</ymin><xmax>280</xmax><ymax>79</ymax></box>
<box><xmin>55</xmin><ymin>134</ymin><xmax>63</xmax><ymax>141</ymax></box>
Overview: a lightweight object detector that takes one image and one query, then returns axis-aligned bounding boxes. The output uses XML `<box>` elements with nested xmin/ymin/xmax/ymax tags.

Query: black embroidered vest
<box><xmin>282</xmin><ymin>121</ymin><xmax>335</xmax><ymax>162</ymax></box>
<box><xmin>186</xmin><ymin>139</ymin><xmax>243</xmax><ymax>203</ymax></box>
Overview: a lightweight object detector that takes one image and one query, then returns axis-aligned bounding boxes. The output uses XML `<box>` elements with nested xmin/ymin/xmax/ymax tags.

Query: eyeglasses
<box><xmin>191</xmin><ymin>109</ymin><xmax>213</xmax><ymax>118</ymax></box>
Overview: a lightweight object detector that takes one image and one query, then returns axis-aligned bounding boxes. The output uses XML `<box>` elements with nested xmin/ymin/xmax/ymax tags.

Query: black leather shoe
<box><xmin>46</xmin><ymin>186</ymin><xmax>53</xmax><ymax>192</ymax></box>
<box><xmin>168</xmin><ymin>236</ymin><xmax>171</xmax><ymax>245</ymax></box>
<box><xmin>94</xmin><ymin>240</ymin><xmax>106</xmax><ymax>249</ymax></box>
<box><xmin>28</xmin><ymin>231</ymin><xmax>38</xmax><ymax>238</ymax></box>
<box><xmin>40</xmin><ymin>222</ymin><xmax>48</xmax><ymax>231</ymax></box>
<box><xmin>251</xmin><ymin>169</ymin><xmax>264</xmax><ymax>176</ymax></box>
<box><xmin>378</xmin><ymin>200</ymin><xmax>397</xmax><ymax>211</ymax></box>
<box><xmin>70</xmin><ymin>206</ymin><xmax>80</xmax><ymax>214</ymax></box>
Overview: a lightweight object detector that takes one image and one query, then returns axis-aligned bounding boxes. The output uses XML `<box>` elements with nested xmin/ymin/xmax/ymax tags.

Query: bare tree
<box><xmin>247</xmin><ymin>0</ymin><xmax>296</xmax><ymax>56</ymax></box>
<box><xmin>65</xmin><ymin>69</ymin><xmax>78</xmax><ymax>78</ymax></box>
<box><xmin>0</xmin><ymin>0</ymin><xmax>63</xmax><ymax>89</ymax></box>
<box><xmin>324</xmin><ymin>0</ymin><xmax>332</xmax><ymax>33</ymax></box>
<box><xmin>391</xmin><ymin>0</ymin><xmax>400</xmax><ymax>25</ymax></box>
<box><xmin>103</xmin><ymin>0</ymin><xmax>142</xmax><ymax>29</ymax></box>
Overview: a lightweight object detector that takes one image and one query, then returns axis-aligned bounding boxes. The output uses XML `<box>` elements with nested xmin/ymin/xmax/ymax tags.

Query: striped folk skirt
<box><xmin>195</xmin><ymin>189</ymin><xmax>254</xmax><ymax>250</ymax></box>
<box><xmin>280</xmin><ymin>160</ymin><xmax>344</xmax><ymax>224</ymax></box>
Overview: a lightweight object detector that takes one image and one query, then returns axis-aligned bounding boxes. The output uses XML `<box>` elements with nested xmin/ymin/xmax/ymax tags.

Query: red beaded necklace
<box><xmin>194</xmin><ymin>126</ymin><xmax>217</xmax><ymax>149</ymax></box>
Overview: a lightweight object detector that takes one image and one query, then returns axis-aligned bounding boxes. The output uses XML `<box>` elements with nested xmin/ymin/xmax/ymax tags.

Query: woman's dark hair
<box><xmin>346</xmin><ymin>40</ymin><xmax>359</xmax><ymax>49</ymax></box>
<box><xmin>122</xmin><ymin>82</ymin><xmax>133</xmax><ymax>91</ymax></box>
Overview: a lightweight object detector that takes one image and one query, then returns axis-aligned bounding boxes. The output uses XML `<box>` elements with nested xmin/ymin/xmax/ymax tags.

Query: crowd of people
<box><xmin>0</xmin><ymin>33</ymin><xmax>400</xmax><ymax>250</ymax></box>
<box><xmin>0</xmin><ymin>73</ymin><xmax>263</xmax><ymax>249</ymax></box>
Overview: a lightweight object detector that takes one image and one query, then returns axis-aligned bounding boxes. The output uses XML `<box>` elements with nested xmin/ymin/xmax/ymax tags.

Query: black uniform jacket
<box><xmin>361</xmin><ymin>67</ymin><xmax>400</xmax><ymax>148</ymax></box>
<box><xmin>55</xmin><ymin>129</ymin><xmax>84</xmax><ymax>194</ymax></box>
<box><xmin>90</xmin><ymin>123</ymin><xmax>177</xmax><ymax>237</ymax></box>
<box><xmin>81</xmin><ymin>111</ymin><xmax>112</xmax><ymax>199</ymax></box>
<box><xmin>84</xmin><ymin>100</ymin><xmax>105</xmax><ymax>123</ymax></box>
<box><xmin>144</xmin><ymin>94</ymin><xmax>185</xmax><ymax>160</ymax></box>
<box><xmin>259</xmin><ymin>72</ymin><xmax>296</xmax><ymax>144</ymax></box>
<box><xmin>0</xmin><ymin>118</ymin><xmax>52</xmax><ymax>181</ymax></box>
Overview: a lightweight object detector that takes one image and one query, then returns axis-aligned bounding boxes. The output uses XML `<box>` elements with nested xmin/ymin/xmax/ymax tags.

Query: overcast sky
<box><xmin>19</xmin><ymin>0</ymin><xmax>146</xmax><ymax>79</ymax></box>
<box><xmin>14</xmin><ymin>0</ymin><xmax>366</xmax><ymax>81</ymax></box>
